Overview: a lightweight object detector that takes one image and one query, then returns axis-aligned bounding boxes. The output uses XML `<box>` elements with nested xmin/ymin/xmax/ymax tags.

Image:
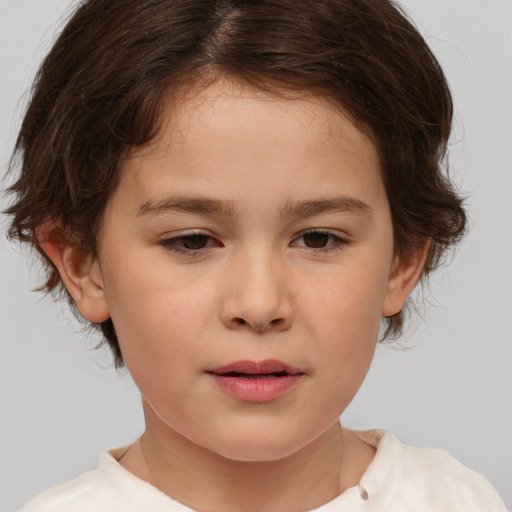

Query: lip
<box><xmin>207</xmin><ymin>359</ymin><xmax>304</xmax><ymax>403</ymax></box>
<box><xmin>209</xmin><ymin>359</ymin><xmax>302</xmax><ymax>375</ymax></box>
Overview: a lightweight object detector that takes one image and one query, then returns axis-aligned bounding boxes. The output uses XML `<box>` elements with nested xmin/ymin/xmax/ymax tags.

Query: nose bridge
<box><xmin>221</xmin><ymin>242</ymin><xmax>293</xmax><ymax>332</ymax></box>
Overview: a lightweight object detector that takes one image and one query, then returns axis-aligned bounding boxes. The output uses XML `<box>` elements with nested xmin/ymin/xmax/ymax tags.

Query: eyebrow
<box><xmin>137</xmin><ymin>195</ymin><xmax>238</xmax><ymax>217</ymax></box>
<box><xmin>280</xmin><ymin>197</ymin><xmax>372</xmax><ymax>219</ymax></box>
<box><xmin>136</xmin><ymin>195</ymin><xmax>371</xmax><ymax>219</ymax></box>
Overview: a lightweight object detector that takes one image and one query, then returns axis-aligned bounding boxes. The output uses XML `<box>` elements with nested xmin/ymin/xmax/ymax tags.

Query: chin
<box><xmin>200</xmin><ymin>422</ymin><xmax>322</xmax><ymax>463</ymax></box>
<box><xmin>214</xmin><ymin>441</ymin><xmax>303</xmax><ymax>463</ymax></box>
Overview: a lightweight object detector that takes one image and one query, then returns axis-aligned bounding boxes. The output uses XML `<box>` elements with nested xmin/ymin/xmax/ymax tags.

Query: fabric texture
<box><xmin>18</xmin><ymin>430</ymin><xmax>507</xmax><ymax>512</ymax></box>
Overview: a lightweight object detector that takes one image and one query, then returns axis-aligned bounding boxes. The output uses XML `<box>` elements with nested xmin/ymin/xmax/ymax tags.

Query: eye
<box><xmin>292</xmin><ymin>229</ymin><xmax>348</xmax><ymax>251</ymax></box>
<box><xmin>159</xmin><ymin>232</ymin><xmax>221</xmax><ymax>254</ymax></box>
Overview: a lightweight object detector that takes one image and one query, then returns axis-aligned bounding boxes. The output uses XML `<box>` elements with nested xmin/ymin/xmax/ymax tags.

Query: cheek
<box><xmin>304</xmin><ymin>264</ymin><xmax>388</xmax><ymax>338</ymax></box>
<box><xmin>101</xmin><ymin>269</ymin><xmax>211</xmax><ymax>388</ymax></box>
<box><xmin>112</xmin><ymin>289</ymin><xmax>209</xmax><ymax>353</ymax></box>
<box><xmin>103</xmin><ymin>250</ymin><xmax>211</xmax><ymax>329</ymax></box>
<box><xmin>299</xmin><ymin>263</ymin><xmax>388</xmax><ymax>387</ymax></box>
<box><xmin>110</xmin><ymin>285</ymin><xmax>210</xmax><ymax>412</ymax></box>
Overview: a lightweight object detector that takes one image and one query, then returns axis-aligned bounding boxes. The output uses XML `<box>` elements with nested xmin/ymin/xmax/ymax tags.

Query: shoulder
<box><xmin>356</xmin><ymin>430</ymin><xmax>507</xmax><ymax>511</ymax></box>
<box><xmin>16</xmin><ymin>448</ymin><xmax>184</xmax><ymax>512</ymax></box>
<box><xmin>17</xmin><ymin>466</ymin><xmax>116</xmax><ymax>512</ymax></box>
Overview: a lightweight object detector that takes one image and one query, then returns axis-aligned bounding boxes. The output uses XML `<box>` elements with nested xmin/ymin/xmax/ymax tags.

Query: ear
<box><xmin>37</xmin><ymin>220</ymin><xmax>110</xmax><ymax>323</ymax></box>
<box><xmin>381</xmin><ymin>241</ymin><xmax>430</xmax><ymax>317</ymax></box>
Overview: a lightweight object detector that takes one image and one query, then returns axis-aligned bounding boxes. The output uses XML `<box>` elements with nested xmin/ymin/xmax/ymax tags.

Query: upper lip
<box><xmin>208</xmin><ymin>359</ymin><xmax>303</xmax><ymax>375</ymax></box>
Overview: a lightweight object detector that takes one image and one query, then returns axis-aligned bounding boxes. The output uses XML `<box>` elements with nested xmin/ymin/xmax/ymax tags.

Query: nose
<box><xmin>220</xmin><ymin>248</ymin><xmax>294</xmax><ymax>333</ymax></box>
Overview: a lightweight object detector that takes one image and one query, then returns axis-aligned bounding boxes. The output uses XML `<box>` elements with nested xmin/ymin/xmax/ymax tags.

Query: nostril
<box><xmin>227</xmin><ymin>315</ymin><xmax>292</xmax><ymax>332</ymax></box>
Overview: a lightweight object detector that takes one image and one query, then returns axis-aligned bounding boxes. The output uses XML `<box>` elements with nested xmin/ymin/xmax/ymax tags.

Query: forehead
<box><xmin>116</xmin><ymin>80</ymin><xmax>384</xmax><ymax>212</ymax></box>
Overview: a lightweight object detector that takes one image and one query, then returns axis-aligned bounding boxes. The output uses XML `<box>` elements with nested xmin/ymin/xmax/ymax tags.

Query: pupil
<box><xmin>182</xmin><ymin>234</ymin><xmax>209</xmax><ymax>249</ymax></box>
<box><xmin>304</xmin><ymin>232</ymin><xmax>329</xmax><ymax>248</ymax></box>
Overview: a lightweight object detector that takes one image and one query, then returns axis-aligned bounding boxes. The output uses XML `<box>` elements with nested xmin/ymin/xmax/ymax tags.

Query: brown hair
<box><xmin>5</xmin><ymin>0</ymin><xmax>466</xmax><ymax>367</ymax></box>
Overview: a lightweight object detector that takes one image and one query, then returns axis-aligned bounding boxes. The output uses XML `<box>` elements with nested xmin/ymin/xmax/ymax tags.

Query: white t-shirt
<box><xmin>18</xmin><ymin>430</ymin><xmax>507</xmax><ymax>511</ymax></box>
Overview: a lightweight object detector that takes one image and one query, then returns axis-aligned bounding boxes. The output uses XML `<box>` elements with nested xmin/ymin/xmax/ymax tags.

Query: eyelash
<box><xmin>158</xmin><ymin>229</ymin><xmax>348</xmax><ymax>256</ymax></box>
<box><xmin>158</xmin><ymin>231</ymin><xmax>221</xmax><ymax>255</ymax></box>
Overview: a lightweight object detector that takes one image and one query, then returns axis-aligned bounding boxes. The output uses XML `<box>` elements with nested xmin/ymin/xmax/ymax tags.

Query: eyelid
<box><xmin>160</xmin><ymin>228</ymin><xmax>212</xmax><ymax>239</ymax></box>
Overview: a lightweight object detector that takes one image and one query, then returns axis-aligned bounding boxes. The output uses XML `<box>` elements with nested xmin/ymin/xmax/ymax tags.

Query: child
<box><xmin>4</xmin><ymin>0</ymin><xmax>507</xmax><ymax>510</ymax></box>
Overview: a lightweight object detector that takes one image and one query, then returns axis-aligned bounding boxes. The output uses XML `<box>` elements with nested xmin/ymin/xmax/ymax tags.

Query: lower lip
<box><xmin>209</xmin><ymin>374</ymin><xmax>302</xmax><ymax>403</ymax></box>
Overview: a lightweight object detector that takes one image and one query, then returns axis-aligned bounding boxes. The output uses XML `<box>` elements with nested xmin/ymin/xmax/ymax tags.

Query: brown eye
<box><xmin>179</xmin><ymin>234</ymin><xmax>211</xmax><ymax>250</ymax></box>
<box><xmin>159</xmin><ymin>232</ymin><xmax>219</xmax><ymax>254</ymax></box>
<box><xmin>302</xmin><ymin>231</ymin><xmax>330</xmax><ymax>248</ymax></box>
<box><xmin>292</xmin><ymin>230</ymin><xmax>348</xmax><ymax>252</ymax></box>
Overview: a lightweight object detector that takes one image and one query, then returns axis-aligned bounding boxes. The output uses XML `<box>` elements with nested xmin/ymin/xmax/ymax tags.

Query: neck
<box><xmin>118</xmin><ymin>403</ymin><xmax>374</xmax><ymax>512</ymax></box>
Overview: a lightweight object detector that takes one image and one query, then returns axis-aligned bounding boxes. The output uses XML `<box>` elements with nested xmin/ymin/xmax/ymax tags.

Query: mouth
<box><xmin>207</xmin><ymin>359</ymin><xmax>303</xmax><ymax>378</ymax></box>
<box><xmin>206</xmin><ymin>360</ymin><xmax>304</xmax><ymax>402</ymax></box>
<box><xmin>212</xmin><ymin>371</ymin><xmax>292</xmax><ymax>380</ymax></box>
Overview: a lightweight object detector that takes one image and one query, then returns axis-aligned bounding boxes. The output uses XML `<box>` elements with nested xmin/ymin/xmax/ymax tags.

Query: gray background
<box><xmin>1</xmin><ymin>0</ymin><xmax>511</xmax><ymax>510</ymax></box>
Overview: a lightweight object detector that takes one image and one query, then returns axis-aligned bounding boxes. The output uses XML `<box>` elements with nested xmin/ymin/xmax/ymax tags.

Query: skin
<box><xmin>41</xmin><ymin>80</ymin><xmax>427</xmax><ymax>512</ymax></box>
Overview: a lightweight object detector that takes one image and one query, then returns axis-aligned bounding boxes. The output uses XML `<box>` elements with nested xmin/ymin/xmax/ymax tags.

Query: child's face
<box><xmin>69</xmin><ymin>81</ymin><xmax>420</xmax><ymax>461</ymax></box>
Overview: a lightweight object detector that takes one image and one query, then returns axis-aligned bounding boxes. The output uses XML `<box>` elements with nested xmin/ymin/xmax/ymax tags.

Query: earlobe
<box><xmin>381</xmin><ymin>241</ymin><xmax>430</xmax><ymax>317</ymax></box>
<box><xmin>37</xmin><ymin>221</ymin><xmax>110</xmax><ymax>323</ymax></box>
